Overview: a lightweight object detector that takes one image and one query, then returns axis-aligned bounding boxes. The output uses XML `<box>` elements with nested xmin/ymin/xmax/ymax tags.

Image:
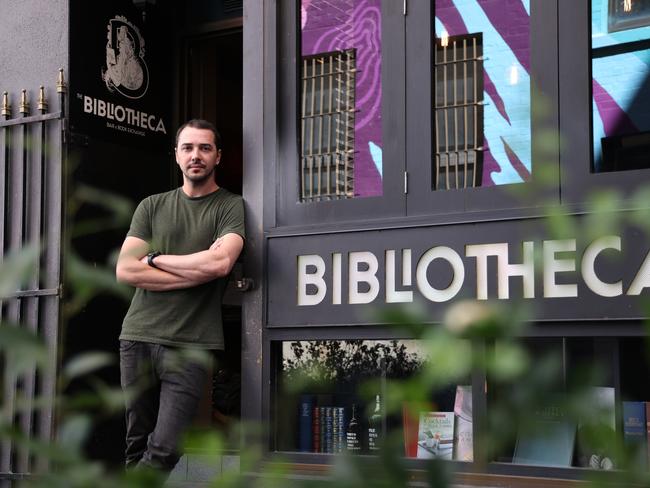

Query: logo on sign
<box><xmin>101</xmin><ymin>15</ymin><xmax>149</xmax><ymax>100</ymax></box>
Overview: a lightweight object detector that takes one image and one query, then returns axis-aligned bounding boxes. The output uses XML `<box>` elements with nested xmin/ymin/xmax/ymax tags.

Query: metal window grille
<box><xmin>434</xmin><ymin>33</ymin><xmax>484</xmax><ymax>190</ymax></box>
<box><xmin>0</xmin><ymin>75</ymin><xmax>65</xmax><ymax>483</ymax></box>
<box><xmin>300</xmin><ymin>49</ymin><xmax>356</xmax><ymax>202</ymax></box>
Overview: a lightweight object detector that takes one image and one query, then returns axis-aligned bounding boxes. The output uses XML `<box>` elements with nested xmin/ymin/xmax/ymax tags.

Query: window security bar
<box><xmin>434</xmin><ymin>34</ymin><xmax>484</xmax><ymax>190</ymax></box>
<box><xmin>435</xmin><ymin>54</ymin><xmax>485</xmax><ymax>66</ymax></box>
<box><xmin>300</xmin><ymin>49</ymin><xmax>356</xmax><ymax>202</ymax></box>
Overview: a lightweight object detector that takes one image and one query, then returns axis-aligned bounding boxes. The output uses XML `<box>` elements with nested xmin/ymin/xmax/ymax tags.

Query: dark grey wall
<box><xmin>0</xmin><ymin>0</ymin><xmax>68</xmax><ymax>108</ymax></box>
<box><xmin>240</xmin><ymin>0</ymin><xmax>265</xmax><ymax>425</ymax></box>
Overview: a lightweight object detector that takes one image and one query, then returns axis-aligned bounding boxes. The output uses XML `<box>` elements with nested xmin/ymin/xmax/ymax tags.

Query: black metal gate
<box><xmin>0</xmin><ymin>71</ymin><xmax>66</xmax><ymax>484</ymax></box>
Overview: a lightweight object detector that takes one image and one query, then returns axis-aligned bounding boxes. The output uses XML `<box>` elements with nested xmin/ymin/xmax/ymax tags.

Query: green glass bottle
<box><xmin>346</xmin><ymin>404</ymin><xmax>362</xmax><ymax>453</ymax></box>
<box><xmin>367</xmin><ymin>394</ymin><xmax>383</xmax><ymax>452</ymax></box>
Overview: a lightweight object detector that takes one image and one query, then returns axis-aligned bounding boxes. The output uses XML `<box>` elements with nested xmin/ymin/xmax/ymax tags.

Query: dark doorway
<box><xmin>180</xmin><ymin>27</ymin><xmax>244</xmax><ymax>435</ymax></box>
<box><xmin>182</xmin><ymin>29</ymin><xmax>243</xmax><ymax>195</ymax></box>
<box><xmin>64</xmin><ymin>1</ymin><xmax>244</xmax><ymax>467</ymax></box>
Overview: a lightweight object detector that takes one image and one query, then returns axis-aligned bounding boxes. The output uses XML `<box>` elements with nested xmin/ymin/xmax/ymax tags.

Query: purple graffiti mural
<box><xmin>477</xmin><ymin>0</ymin><xmax>530</xmax><ymax>73</ymax></box>
<box><xmin>500</xmin><ymin>136</ymin><xmax>529</xmax><ymax>182</ymax></box>
<box><xmin>302</xmin><ymin>0</ymin><xmax>383</xmax><ymax>197</ymax></box>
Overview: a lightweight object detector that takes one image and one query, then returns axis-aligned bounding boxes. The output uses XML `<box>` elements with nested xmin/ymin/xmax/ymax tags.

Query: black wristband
<box><xmin>147</xmin><ymin>251</ymin><xmax>161</xmax><ymax>268</ymax></box>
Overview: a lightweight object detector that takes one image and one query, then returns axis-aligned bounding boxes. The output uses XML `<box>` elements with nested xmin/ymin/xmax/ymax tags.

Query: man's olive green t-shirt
<box><xmin>120</xmin><ymin>187</ymin><xmax>245</xmax><ymax>349</ymax></box>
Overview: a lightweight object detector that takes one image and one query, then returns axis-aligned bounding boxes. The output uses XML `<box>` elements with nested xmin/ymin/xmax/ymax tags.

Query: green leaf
<box><xmin>545</xmin><ymin>205</ymin><xmax>576</xmax><ymax>241</ymax></box>
<box><xmin>56</xmin><ymin>414</ymin><xmax>92</xmax><ymax>454</ymax></box>
<box><xmin>64</xmin><ymin>252</ymin><xmax>133</xmax><ymax>317</ymax></box>
<box><xmin>62</xmin><ymin>352</ymin><xmax>115</xmax><ymax>381</ymax></box>
<box><xmin>0</xmin><ymin>323</ymin><xmax>49</xmax><ymax>376</ymax></box>
<box><xmin>584</xmin><ymin>190</ymin><xmax>622</xmax><ymax>242</ymax></box>
<box><xmin>183</xmin><ymin>430</ymin><xmax>225</xmax><ymax>452</ymax></box>
<box><xmin>91</xmin><ymin>379</ymin><xmax>128</xmax><ymax>413</ymax></box>
<box><xmin>0</xmin><ymin>244</ymin><xmax>39</xmax><ymax>298</ymax></box>
<box><xmin>629</xmin><ymin>187</ymin><xmax>650</xmax><ymax>234</ymax></box>
<box><xmin>74</xmin><ymin>183</ymin><xmax>134</xmax><ymax>222</ymax></box>
<box><xmin>488</xmin><ymin>342</ymin><xmax>529</xmax><ymax>381</ymax></box>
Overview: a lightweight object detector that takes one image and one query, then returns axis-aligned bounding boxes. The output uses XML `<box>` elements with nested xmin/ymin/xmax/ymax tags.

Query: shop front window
<box><xmin>591</xmin><ymin>0</ymin><xmax>650</xmax><ymax>172</ymax></box>
<box><xmin>274</xmin><ymin>339</ymin><xmax>473</xmax><ymax>460</ymax></box>
<box><xmin>434</xmin><ymin>0</ymin><xmax>532</xmax><ymax>188</ymax></box>
<box><xmin>300</xmin><ymin>0</ymin><xmax>383</xmax><ymax>201</ymax></box>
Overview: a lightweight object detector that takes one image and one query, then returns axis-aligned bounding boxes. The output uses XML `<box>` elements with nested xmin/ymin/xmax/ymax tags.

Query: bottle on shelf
<box><xmin>367</xmin><ymin>394</ymin><xmax>383</xmax><ymax>452</ymax></box>
<box><xmin>346</xmin><ymin>404</ymin><xmax>362</xmax><ymax>453</ymax></box>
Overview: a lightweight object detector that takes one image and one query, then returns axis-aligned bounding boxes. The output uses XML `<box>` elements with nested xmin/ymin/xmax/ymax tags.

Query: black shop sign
<box><xmin>69</xmin><ymin>0</ymin><xmax>171</xmax><ymax>148</ymax></box>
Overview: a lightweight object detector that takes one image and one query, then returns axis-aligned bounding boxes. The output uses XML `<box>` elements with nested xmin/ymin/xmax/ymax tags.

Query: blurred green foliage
<box><xmin>1</xmin><ymin>136</ymin><xmax>650</xmax><ymax>487</ymax></box>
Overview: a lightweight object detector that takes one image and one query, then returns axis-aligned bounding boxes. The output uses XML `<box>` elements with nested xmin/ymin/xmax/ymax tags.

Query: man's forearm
<box><xmin>152</xmin><ymin>249</ymin><xmax>233</xmax><ymax>283</ymax></box>
<box><xmin>130</xmin><ymin>268</ymin><xmax>202</xmax><ymax>291</ymax></box>
<box><xmin>117</xmin><ymin>258</ymin><xmax>202</xmax><ymax>291</ymax></box>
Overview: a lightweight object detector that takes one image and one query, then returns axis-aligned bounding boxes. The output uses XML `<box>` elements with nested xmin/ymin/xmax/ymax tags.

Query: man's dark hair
<box><xmin>175</xmin><ymin>119</ymin><xmax>222</xmax><ymax>150</ymax></box>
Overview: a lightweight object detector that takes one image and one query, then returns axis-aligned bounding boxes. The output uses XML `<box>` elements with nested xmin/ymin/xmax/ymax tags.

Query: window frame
<box><xmin>277</xmin><ymin>0</ymin><xmax>562</xmax><ymax>228</ymax></box>
<box><xmin>276</xmin><ymin>0</ymin><xmax>406</xmax><ymax>228</ymax></box>
<box><xmin>560</xmin><ymin>0</ymin><xmax>650</xmax><ymax>205</ymax></box>
<box><xmin>405</xmin><ymin>0</ymin><xmax>560</xmax><ymax>217</ymax></box>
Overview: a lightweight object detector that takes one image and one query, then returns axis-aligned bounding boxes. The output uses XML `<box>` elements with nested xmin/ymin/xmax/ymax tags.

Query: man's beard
<box><xmin>184</xmin><ymin>165</ymin><xmax>215</xmax><ymax>184</ymax></box>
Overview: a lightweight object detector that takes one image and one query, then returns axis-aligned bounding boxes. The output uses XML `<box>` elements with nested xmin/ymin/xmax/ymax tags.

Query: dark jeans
<box><xmin>119</xmin><ymin>340</ymin><xmax>210</xmax><ymax>472</ymax></box>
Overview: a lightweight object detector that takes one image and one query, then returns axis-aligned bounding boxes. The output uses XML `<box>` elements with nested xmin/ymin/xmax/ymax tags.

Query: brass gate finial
<box><xmin>37</xmin><ymin>86</ymin><xmax>48</xmax><ymax>113</ymax></box>
<box><xmin>19</xmin><ymin>89</ymin><xmax>30</xmax><ymax>115</ymax></box>
<box><xmin>1</xmin><ymin>91</ymin><xmax>11</xmax><ymax>118</ymax></box>
<box><xmin>56</xmin><ymin>69</ymin><xmax>67</xmax><ymax>94</ymax></box>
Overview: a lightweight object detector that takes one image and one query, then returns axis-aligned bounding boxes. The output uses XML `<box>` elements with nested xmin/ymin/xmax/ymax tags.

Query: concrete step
<box><xmin>167</xmin><ymin>452</ymin><xmax>240</xmax><ymax>486</ymax></box>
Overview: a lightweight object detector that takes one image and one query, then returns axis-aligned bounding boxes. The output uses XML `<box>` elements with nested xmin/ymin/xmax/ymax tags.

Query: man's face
<box><xmin>175</xmin><ymin>127</ymin><xmax>221</xmax><ymax>184</ymax></box>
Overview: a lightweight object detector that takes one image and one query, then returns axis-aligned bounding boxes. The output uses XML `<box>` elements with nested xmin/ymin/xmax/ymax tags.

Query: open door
<box><xmin>180</xmin><ymin>26</ymin><xmax>244</xmax><ymax>434</ymax></box>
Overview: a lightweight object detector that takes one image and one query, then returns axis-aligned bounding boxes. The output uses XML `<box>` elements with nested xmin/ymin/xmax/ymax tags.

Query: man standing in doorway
<box><xmin>115</xmin><ymin>119</ymin><xmax>245</xmax><ymax>473</ymax></box>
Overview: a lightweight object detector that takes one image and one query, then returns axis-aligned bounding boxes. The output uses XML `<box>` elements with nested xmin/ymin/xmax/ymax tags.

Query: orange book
<box><xmin>402</xmin><ymin>402</ymin><xmax>432</xmax><ymax>458</ymax></box>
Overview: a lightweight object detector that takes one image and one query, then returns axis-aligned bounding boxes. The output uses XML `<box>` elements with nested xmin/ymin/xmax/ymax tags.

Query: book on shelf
<box><xmin>319</xmin><ymin>406</ymin><xmax>326</xmax><ymax>452</ymax></box>
<box><xmin>417</xmin><ymin>412</ymin><xmax>455</xmax><ymax>459</ymax></box>
<box><xmin>453</xmin><ymin>385</ymin><xmax>473</xmax><ymax>462</ymax></box>
<box><xmin>312</xmin><ymin>406</ymin><xmax>321</xmax><ymax>453</ymax></box>
<box><xmin>403</xmin><ymin>387</ymin><xmax>472</xmax><ymax>461</ymax></box>
<box><xmin>325</xmin><ymin>406</ymin><xmax>333</xmax><ymax>453</ymax></box>
<box><xmin>332</xmin><ymin>407</ymin><xmax>339</xmax><ymax>453</ymax></box>
<box><xmin>512</xmin><ymin>401</ymin><xmax>576</xmax><ymax>467</ymax></box>
<box><xmin>298</xmin><ymin>394</ymin><xmax>314</xmax><ymax>452</ymax></box>
<box><xmin>402</xmin><ymin>403</ymin><xmax>421</xmax><ymax>458</ymax></box>
<box><xmin>403</xmin><ymin>401</ymin><xmax>439</xmax><ymax>458</ymax></box>
<box><xmin>623</xmin><ymin>401</ymin><xmax>647</xmax><ymax>468</ymax></box>
<box><xmin>301</xmin><ymin>397</ymin><xmax>348</xmax><ymax>453</ymax></box>
<box><xmin>337</xmin><ymin>407</ymin><xmax>345</xmax><ymax>453</ymax></box>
